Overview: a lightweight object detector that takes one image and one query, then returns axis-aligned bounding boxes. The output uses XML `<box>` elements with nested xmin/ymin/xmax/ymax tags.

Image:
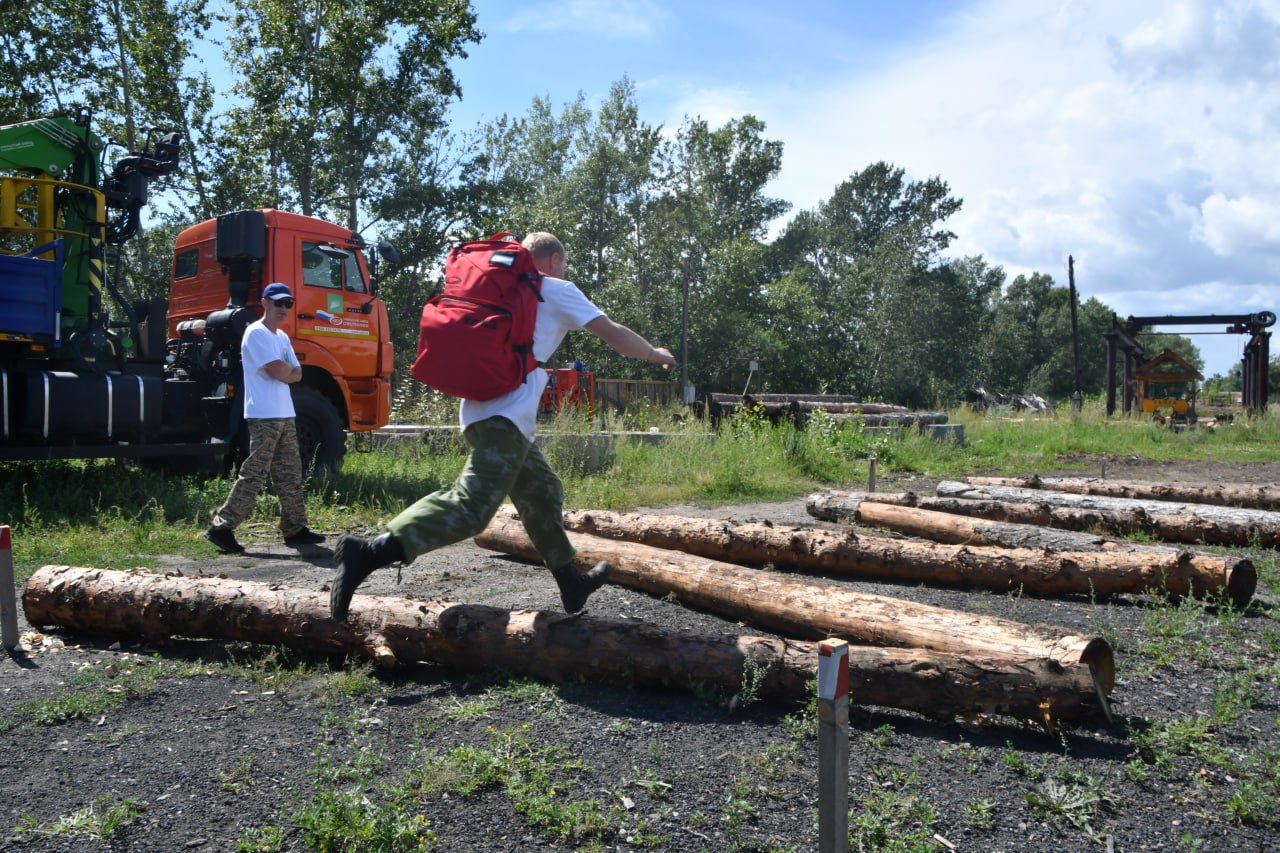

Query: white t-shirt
<box><xmin>459</xmin><ymin>276</ymin><xmax>604</xmax><ymax>440</ymax></box>
<box><xmin>240</xmin><ymin>319</ymin><xmax>299</xmax><ymax>419</ymax></box>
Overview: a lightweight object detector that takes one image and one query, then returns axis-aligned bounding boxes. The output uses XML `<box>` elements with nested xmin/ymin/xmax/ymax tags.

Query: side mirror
<box><xmin>378</xmin><ymin>241</ymin><xmax>401</xmax><ymax>265</ymax></box>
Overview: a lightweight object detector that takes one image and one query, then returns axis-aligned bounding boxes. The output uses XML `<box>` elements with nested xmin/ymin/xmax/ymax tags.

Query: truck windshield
<box><xmin>302</xmin><ymin>242</ymin><xmax>367</xmax><ymax>293</ymax></box>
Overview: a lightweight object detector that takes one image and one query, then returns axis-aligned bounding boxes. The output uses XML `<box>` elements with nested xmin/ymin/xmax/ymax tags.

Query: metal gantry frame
<box><xmin>1104</xmin><ymin>312</ymin><xmax>1276</xmax><ymax>415</ymax></box>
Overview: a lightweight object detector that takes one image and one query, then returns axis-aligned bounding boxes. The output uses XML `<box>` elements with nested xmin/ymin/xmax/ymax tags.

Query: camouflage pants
<box><xmin>211</xmin><ymin>417</ymin><xmax>308</xmax><ymax>536</ymax></box>
<box><xmin>388</xmin><ymin>416</ymin><xmax>574</xmax><ymax>570</ymax></box>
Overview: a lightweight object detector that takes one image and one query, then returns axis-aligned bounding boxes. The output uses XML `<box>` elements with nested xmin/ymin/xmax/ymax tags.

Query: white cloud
<box><xmin>1109</xmin><ymin>0</ymin><xmax>1280</xmax><ymax>84</ymax></box>
<box><xmin>1197</xmin><ymin>193</ymin><xmax>1280</xmax><ymax>255</ymax></box>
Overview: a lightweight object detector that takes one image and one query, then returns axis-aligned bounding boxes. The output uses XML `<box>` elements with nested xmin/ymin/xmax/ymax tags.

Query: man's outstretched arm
<box><xmin>585</xmin><ymin>316</ymin><xmax>676</xmax><ymax>370</ymax></box>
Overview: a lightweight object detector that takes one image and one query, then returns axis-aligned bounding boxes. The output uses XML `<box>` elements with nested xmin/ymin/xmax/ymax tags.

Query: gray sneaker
<box><xmin>204</xmin><ymin>526</ymin><xmax>245</xmax><ymax>555</ymax></box>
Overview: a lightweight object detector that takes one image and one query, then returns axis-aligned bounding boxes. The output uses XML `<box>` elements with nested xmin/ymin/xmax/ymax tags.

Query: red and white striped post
<box><xmin>0</xmin><ymin>526</ymin><xmax>17</xmax><ymax>649</ymax></box>
<box><xmin>818</xmin><ymin>638</ymin><xmax>849</xmax><ymax>853</ymax></box>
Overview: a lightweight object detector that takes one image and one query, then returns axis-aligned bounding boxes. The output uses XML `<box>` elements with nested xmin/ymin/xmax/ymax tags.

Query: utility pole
<box><xmin>680</xmin><ymin>250</ymin><xmax>691</xmax><ymax>402</ymax></box>
<box><xmin>1069</xmin><ymin>255</ymin><xmax>1083</xmax><ymax>414</ymax></box>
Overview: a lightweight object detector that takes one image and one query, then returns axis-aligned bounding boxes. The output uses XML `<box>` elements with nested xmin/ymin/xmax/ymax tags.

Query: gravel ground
<box><xmin>1</xmin><ymin>458</ymin><xmax>1278</xmax><ymax>852</ymax></box>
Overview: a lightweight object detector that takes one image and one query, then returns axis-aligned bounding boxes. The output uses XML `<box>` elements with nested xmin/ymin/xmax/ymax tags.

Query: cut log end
<box><xmin>1080</xmin><ymin>637</ymin><xmax>1116</xmax><ymax>695</ymax></box>
<box><xmin>1224</xmin><ymin>560</ymin><xmax>1258</xmax><ymax>608</ymax></box>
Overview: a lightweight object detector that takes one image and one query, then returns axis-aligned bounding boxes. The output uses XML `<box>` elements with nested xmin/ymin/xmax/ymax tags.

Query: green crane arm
<box><xmin>0</xmin><ymin>115</ymin><xmax>103</xmax><ymax>185</ymax></box>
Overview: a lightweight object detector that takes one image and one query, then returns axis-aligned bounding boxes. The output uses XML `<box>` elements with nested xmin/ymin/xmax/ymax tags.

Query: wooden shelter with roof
<box><xmin>1134</xmin><ymin>348</ymin><xmax>1202</xmax><ymax>415</ymax></box>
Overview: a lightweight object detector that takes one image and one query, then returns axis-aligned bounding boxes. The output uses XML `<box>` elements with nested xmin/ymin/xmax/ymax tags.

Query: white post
<box><xmin>0</xmin><ymin>526</ymin><xmax>17</xmax><ymax>649</ymax></box>
<box><xmin>818</xmin><ymin>638</ymin><xmax>849</xmax><ymax>853</ymax></box>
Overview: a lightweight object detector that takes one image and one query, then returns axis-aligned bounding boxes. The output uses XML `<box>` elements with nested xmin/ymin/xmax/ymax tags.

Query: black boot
<box><xmin>330</xmin><ymin>532</ymin><xmax>406</xmax><ymax>621</ymax></box>
<box><xmin>550</xmin><ymin>560</ymin><xmax>613</xmax><ymax>614</ymax></box>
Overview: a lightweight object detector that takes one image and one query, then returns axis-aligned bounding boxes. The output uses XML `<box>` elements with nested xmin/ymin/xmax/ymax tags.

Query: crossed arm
<box><xmin>264</xmin><ymin>361</ymin><xmax>303</xmax><ymax>383</ymax></box>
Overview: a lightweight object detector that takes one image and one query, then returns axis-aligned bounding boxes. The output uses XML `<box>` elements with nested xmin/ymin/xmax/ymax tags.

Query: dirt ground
<box><xmin>1</xmin><ymin>457</ymin><xmax>1278</xmax><ymax>851</ymax></box>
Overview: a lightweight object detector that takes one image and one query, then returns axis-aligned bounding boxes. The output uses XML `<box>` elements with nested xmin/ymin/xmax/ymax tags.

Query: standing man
<box><xmin>329</xmin><ymin>232</ymin><xmax>675</xmax><ymax>620</ymax></box>
<box><xmin>204</xmin><ymin>282</ymin><xmax>326</xmax><ymax>554</ymax></box>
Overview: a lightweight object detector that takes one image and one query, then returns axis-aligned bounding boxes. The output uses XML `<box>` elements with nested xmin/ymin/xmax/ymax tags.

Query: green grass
<box><xmin>849</xmin><ymin>763</ymin><xmax>939</xmax><ymax>852</ymax></box>
<box><xmin>13</xmin><ymin>794</ymin><xmax>148</xmax><ymax>843</ymax></box>
<box><xmin>7</xmin><ymin>656</ymin><xmax>170</xmax><ymax>729</ymax></box>
<box><xmin>7</xmin><ymin>397</ymin><xmax>1280</xmax><ymax>584</ymax></box>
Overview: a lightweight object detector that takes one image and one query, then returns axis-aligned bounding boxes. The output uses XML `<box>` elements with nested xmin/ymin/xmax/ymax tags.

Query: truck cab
<box><xmin>0</xmin><ymin>113</ymin><xmax>394</xmax><ymax>472</ymax></box>
<box><xmin>167</xmin><ymin>209</ymin><xmax>395</xmax><ymax>472</ymax></box>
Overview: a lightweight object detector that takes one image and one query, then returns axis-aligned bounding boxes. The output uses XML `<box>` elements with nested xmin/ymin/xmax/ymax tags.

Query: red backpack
<box><xmin>411</xmin><ymin>232</ymin><xmax>544</xmax><ymax>400</ymax></box>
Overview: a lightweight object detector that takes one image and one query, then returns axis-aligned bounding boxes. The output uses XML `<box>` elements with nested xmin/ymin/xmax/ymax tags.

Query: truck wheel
<box><xmin>292</xmin><ymin>385</ymin><xmax>346</xmax><ymax>477</ymax></box>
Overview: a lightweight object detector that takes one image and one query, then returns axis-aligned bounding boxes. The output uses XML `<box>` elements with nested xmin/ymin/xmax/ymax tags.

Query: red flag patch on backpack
<box><xmin>411</xmin><ymin>232</ymin><xmax>544</xmax><ymax>400</ymax></box>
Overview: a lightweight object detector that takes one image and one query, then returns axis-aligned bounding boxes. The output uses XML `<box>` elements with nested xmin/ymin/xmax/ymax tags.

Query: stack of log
<box><xmin>706</xmin><ymin>392</ymin><xmax>947</xmax><ymax>430</ymax></box>
<box><xmin>31</xmin><ymin>474</ymin><xmax>1256</xmax><ymax>730</ymax></box>
<box><xmin>473</xmin><ymin>511</ymin><xmax>1112</xmax><ymax>727</ymax></box>
<box><xmin>807</xmin><ymin>477</ymin><xmax>1268</xmax><ymax>602</ymax></box>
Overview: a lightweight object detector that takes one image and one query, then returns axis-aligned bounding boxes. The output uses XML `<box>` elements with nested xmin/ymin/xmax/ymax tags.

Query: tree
<box><xmin>217</xmin><ymin>0</ymin><xmax>479</xmax><ymax>230</ymax></box>
<box><xmin>0</xmin><ymin>0</ymin><xmax>216</xmax><ymax>206</ymax></box>
<box><xmin>976</xmin><ymin>273</ymin><xmax>1132</xmax><ymax>401</ymax></box>
<box><xmin>634</xmin><ymin>115</ymin><xmax>788</xmax><ymax>388</ymax></box>
<box><xmin>0</xmin><ymin>0</ymin><xmax>98</xmax><ymax>122</ymax></box>
<box><xmin>1219</xmin><ymin>357</ymin><xmax>1280</xmax><ymax>398</ymax></box>
<box><xmin>770</xmin><ymin>163</ymin><xmax>964</xmax><ymax>399</ymax></box>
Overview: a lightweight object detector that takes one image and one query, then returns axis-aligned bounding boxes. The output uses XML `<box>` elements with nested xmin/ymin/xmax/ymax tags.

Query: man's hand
<box><xmin>265</xmin><ymin>360</ymin><xmax>302</xmax><ymax>383</ymax></box>
<box><xmin>648</xmin><ymin>347</ymin><xmax>676</xmax><ymax>371</ymax></box>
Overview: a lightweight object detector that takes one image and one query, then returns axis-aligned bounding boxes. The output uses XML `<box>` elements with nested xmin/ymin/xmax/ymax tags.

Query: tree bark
<box><xmin>811</xmin><ymin>490</ymin><xmax>1169</xmax><ymax>545</ymax></box>
<box><xmin>474</xmin><ymin>515</ymin><xmax>1114</xmax><ymax>696</ymax></box>
<box><xmin>21</xmin><ymin>565</ymin><xmax>1108</xmax><ymax>726</ymax></box>
<box><xmin>822</xmin><ymin>411</ymin><xmax>949</xmax><ymax>427</ymax></box>
<box><xmin>708</xmin><ymin>392</ymin><xmax>863</xmax><ymax>405</ymax></box>
<box><xmin>965</xmin><ymin>475</ymin><xmax>1280</xmax><ymax>512</ymax></box>
<box><xmin>936</xmin><ymin>481</ymin><xmax>1280</xmax><ymax>548</ymax></box>
<box><xmin>810</xmin><ymin>490</ymin><xmax>1163</xmax><ymax>547</ymax></box>
<box><xmin>558</xmin><ymin>507</ymin><xmax>1254</xmax><ymax>605</ymax></box>
<box><xmin>792</xmin><ymin>401</ymin><xmax>908</xmax><ymax>415</ymax></box>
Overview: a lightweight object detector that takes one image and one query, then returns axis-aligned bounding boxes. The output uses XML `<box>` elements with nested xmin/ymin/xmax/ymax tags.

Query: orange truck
<box><xmin>165</xmin><ymin>209</ymin><xmax>397</xmax><ymax>472</ymax></box>
<box><xmin>0</xmin><ymin>111</ymin><xmax>395</xmax><ymax>472</ymax></box>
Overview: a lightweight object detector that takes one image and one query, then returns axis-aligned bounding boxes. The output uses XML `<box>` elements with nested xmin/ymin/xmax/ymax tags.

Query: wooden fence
<box><xmin>595</xmin><ymin>378</ymin><xmax>681</xmax><ymax>413</ymax></box>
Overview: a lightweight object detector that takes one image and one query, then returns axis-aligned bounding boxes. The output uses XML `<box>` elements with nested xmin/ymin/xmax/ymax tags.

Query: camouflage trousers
<box><xmin>211</xmin><ymin>417</ymin><xmax>308</xmax><ymax>536</ymax></box>
<box><xmin>387</xmin><ymin>416</ymin><xmax>574</xmax><ymax>570</ymax></box>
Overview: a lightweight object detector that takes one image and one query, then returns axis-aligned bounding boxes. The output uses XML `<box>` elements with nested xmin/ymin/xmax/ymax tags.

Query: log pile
<box><xmin>556</xmin><ymin>506</ymin><xmax>1255</xmax><ymax>605</ymax></box>
<box><xmin>934</xmin><ymin>481</ymin><xmax>1280</xmax><ymax>548</ymax></box>
<box><xmin>707</xmin><ymin>393</ymin><xmax>868</xmax><ymax>425</ymax></box>
<box><xmin>475</xmin><ymin>514</ymin><xmax>1113</xmax><ymax>727</ymax></box>
<box><xmin>964</xmin><ymin>475</ymin><xmax>1280</xmax><ymax>512</ymax></box>
<box><xmin>807</xmin><ymin>476</ymin><xmax>1276</xmax><ymax>601</ymax></box>
<box><xmin>705</xmin><ymin>391</ymin><xmax>947</xmax><ymax>429</ymax></box>
<box><xmin>29</xmin><ymin>467</ymin><xmax>1276</xmax><ymax>729</ymax></box>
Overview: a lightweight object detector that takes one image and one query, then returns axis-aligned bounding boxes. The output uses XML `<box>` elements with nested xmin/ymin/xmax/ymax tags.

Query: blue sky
<box><xmin>444</xmin><ymin>0</ymin><xmax>1280</xmax><ymax>379</ymax></box>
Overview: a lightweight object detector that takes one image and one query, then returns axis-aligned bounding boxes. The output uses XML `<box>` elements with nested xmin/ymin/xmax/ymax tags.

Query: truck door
<box><xmin>292</xmin><ymin>238</ymin><xmax>380</xmax><ymax>378</ymax></box>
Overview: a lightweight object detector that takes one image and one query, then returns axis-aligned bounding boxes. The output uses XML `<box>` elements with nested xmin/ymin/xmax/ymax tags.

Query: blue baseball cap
<box><xmin>262</xmin><ymin>282</ymin><xmax>293</xmax><ymax>302</ymax></box>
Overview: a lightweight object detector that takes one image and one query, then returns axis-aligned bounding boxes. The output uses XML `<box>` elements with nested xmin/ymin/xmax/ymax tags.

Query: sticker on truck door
<box><xmin>304</xmin><ymin>291</ymin><xmax>374</xmax><ymax>339</ymax></box>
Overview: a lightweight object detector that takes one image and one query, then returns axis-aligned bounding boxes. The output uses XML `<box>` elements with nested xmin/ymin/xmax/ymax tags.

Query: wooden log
<box><xmin>809</xmin><ymin>490</ymin><xmax>1163</xmax><ymax>547</ymax></box>
<box><xmin>965</xmin><ymin>475</ymin><xmax>1280</xmax><ymax>511</ymax></box>
<box><xmin>474</xmin><ymin>515</ymin><xmax>1115</xmax><ymax>697</ymax></box>
<box><xmin>790</xmin><ymin>401</ymin><xmax>908</xmax><ymax>415</ymax></box>
<box><xmin>802</xmin><ymin>493</ymin><xmax>1255</xmax><ymax>605</ymax></box>
<box><xmin>21</xmin><ymin>565</ymin><xmax>1106</xmax><ymax>725</ymax></box>
<box><xmin>821</xmin><ymin>411</ymin><xmax>949</xmax><ymax>427</ymax></box>
<box><xmin>739</xmin><ymin>397</ymin><xmax>798</xmax><ymax>419</ymax></box>
<box><xmin>937</xmin><ymin>481</ymin><xmax>1280</xmax><ymax>548</ymax></box>
<box><xmin>558</xmin><ymin>507</ymin><xmax>1255</xmax><ymax>606</ymax></box>
<box><xmin>712</xmin><ymin>392</ymin><xmax>863</xmax><ymax>405</ymax></box>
